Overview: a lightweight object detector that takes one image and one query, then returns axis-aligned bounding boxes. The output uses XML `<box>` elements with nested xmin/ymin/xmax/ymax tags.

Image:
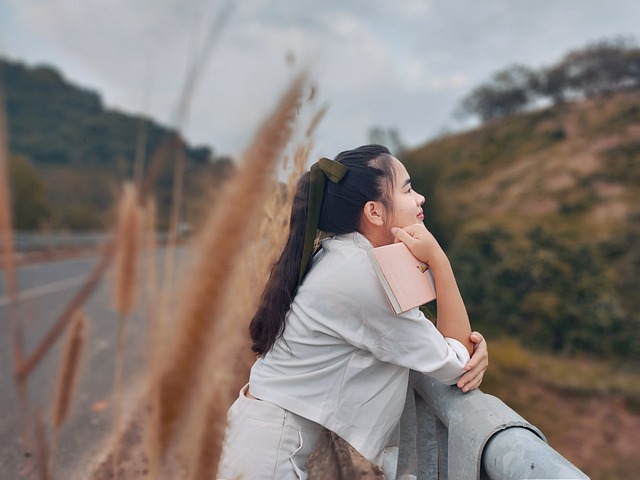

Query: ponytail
<box><xmin>250</xmin><ymin>144</ymin><xmax>394</xmax><ymax>356</ymax></box>
<box><xmin>249</xmin><ymin>172</ymin><xmax>311</xmax><ymax>355</ymax></box>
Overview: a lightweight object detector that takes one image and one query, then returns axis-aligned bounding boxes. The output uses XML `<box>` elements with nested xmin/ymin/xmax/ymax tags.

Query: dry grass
<box><xmin>35</xmin><ymin>409</ymin><xmax>51</xmax><ymax>480</ymax></box>
<box><xmin>51</xmin><ymin>310</ymin><xmax>88</xmax><ymax>430</ymax></box>
<box><xmin>0</xmin><ymin>70</ymin><xmax>18</xmax><ymax>305</ymax></box>
<box><xmin>4</xmin><ymin>16</ymin><xmax>320</xmax><ymax>476</ymax></box>
<box><xmin>147</xmin><ymin>73</ymin><xmax>307</xmax><ymax>477</ymax></box>
<box><xmin>112</xmin><ymin>182</ymin><xmax>143</xmax><ymax>316</ymax></box>
<box><xmin>111</xmin><ymin>181</ymin><xmax>143</xmax><ymax>480</ymax></box>
<box><xmin>50</xmin><ymin>309</ymin><xmax>87</xmax><ymax>477</ymax></box>
<box><xmin>0</xmin><ymin>64</ymin><xmax>31</xmax><ymax>455</ymax></box>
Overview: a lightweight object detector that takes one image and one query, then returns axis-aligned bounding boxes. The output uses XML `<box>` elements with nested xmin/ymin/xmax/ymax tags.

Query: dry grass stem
<box><xmin>306</xmin><ymin>103</ymin><xmax>329</xmax><ymax>138</ymax></box>
<box><xmin>52</xmin><ymin>310</ymin><xmax>87</xmax><ymax>429</ymax></box>
<box><xmin>143</xmin><ymin>199</ymin><xmax>158</xmax><ymax>293</ymax></box>
<box><xmin>191</xmin><ymin>375</ymin><xmax>231</xmax><ymax>480</ymax></box>
<box><xmin>167</xmin><ymin>142</ymin><xmax>186</xmax><ymax>241</ymax></box>
<box><xmin>1</xmin><ymin>74</ymin><xmax>32</xmax><ymax>450</ymax></box>
<box><xmin>0</xmin><ymin>69</ymin><xmax>17</xmax><ymax>306</ymax></box>
<box><xmin>113</xmin><ymin>182</ymin><xmax>142</xmax><ymax>316</ymax></box>
<box><xmin>111</xmin><ymin>181</ymin><xmax>143</xmax><ymax>480</ymax></box>
<box><xmin>35</xmin><ymin>409</ymin><xmax>51</xmax><ymax>480</ymax></box>
<box><xmin>151</xmin><ymin>73</ymin><xmax>307</xmax><ymax>463</ymax></box>
<box><xmin>173</xmin><ymin>1</ymin><xmax>233</xmax><ymax>128</ymax></box>
<box><xmin>181</xmin><ymin>113</ymin><xmax>315</xmax><ymax>478</ymax></box>
<box><xmin>112</xmin><ymin>314</ymin><xmax>127</xmax><ymax>480</ymax></box>
<box><xmin>143</xmin><ymin>198</ymin><xmax>159</xmax><ymax>343</ymax></box>
<box><xmin>50</xmin><ymin>310</ymin><xmax>87</xmax><ymax>477</ymax></box>
<box><xmin>139</xmin><ymin>136</ymin><xmax>179</xmax><ymax>204</ymax></box>
<box><xmin>133</xmin><ymin>73</ymin><xmax>150</xmax><ymax>188</ymax></box>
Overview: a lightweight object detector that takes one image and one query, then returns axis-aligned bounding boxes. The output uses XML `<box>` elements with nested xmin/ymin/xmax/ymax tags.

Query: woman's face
<box><xmin>388</xmin><ymin>157</ymin><xmax>425</xmax><ymax>228</ymax></box>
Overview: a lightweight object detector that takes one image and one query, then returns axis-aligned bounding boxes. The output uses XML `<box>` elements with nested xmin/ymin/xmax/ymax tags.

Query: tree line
<box><xmin>1</xmin><ymin>58</ymin><xmax>234</xmax><ymax>230</ymax></box>
<box><xmin>458</xmin><ymin>36</ymin><xmax>640</xmax><ymax>122</ymax></box>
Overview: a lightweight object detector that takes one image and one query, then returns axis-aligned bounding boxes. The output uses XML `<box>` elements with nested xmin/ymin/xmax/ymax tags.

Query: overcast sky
<box><xmin>1</xmin><ymin>0</ymin><xmax>639</xmax><ymax>161</ymax></box>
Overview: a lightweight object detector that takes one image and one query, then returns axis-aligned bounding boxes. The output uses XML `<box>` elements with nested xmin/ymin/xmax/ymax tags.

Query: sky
<box><xmin>1</xmin><ymin>0</ymin><xmax>640</xmax><ymax>161</ymax></box>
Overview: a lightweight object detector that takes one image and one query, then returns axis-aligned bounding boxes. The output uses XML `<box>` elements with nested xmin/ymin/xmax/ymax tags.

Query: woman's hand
<box><xmin>391</xmin><ymin>224</ymin><xmax>447</xmax><ymax>270</ymax></box>
<box><xmin>457</xmin><ymin>332</ymin><xmax>488</xmax><ymax>392</ymax></box>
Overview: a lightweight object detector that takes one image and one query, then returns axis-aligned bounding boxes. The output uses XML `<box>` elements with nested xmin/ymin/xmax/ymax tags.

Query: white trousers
<box><xmin>217</xmin><ymin>386</ymin><xmax>323</xmax><ymax>480</ymax></box>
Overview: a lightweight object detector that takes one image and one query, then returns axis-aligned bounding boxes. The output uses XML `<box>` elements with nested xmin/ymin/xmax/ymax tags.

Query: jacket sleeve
<box><xmin>323</xmin><ymin>251</ymin><xmax>470</xmax><ymax>385</ymax></box>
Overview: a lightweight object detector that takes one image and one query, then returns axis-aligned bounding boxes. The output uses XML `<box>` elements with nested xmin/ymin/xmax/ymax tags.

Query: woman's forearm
<box><xmin>391</xmin><ymin>224</ymin><xmax>473</xmax><ymax>356</ymax></box>
<box><xmin>429</xmin><ymin>256</ymin><xmax>473</xmax><ymax>356</ymax></box>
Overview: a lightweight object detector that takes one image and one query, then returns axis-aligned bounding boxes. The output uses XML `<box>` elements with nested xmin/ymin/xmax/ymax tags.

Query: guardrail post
<box><xmin>398</xmin><ymin>385</ymin><xmax>418</xmax><ymax>478</ymax></box>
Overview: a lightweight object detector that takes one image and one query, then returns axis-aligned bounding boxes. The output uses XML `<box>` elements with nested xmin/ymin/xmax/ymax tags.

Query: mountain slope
<box><xmin>404</xmin><ymin>90</ymin><xmax>640</xmax><ymax>360</ymax></box>
<box><xmin>2</xmin><ymin>58</ymin><xmax>233</xmax><ymax>229</ymax></box>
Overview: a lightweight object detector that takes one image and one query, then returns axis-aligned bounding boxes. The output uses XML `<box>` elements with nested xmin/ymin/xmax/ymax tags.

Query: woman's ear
<box><xmin>362</xmin><ymin>200</ymin><xmax>385</xmax><ymax>227</ymax></box>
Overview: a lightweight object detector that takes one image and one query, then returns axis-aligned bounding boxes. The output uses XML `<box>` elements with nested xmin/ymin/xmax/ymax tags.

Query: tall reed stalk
<box><xmin>111</xmin><ymin>182</ymin><xmax>142</xmax><ymax>480</ymax></box>
<box><xmin>35</xmin><ymin>409</ymin><xmax>50</xmax><ymax>480</ymax></box>
<box><xmin>148</xmin><ymin>73</ymin><xmax>306</xmax><ymax>476</ymax></box>
<box><xmin>0</xmin><ymin>66</ymin><xmax>32</xmax><ymax>458</ymax></box>
<box><xmin>50</xmin><ymin>309</ymin><xmax>87</xmax><ymax>476</ymax></box>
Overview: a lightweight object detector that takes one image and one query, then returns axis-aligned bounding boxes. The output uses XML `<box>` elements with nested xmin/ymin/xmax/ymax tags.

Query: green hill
<box><xmin>404</xmin><ymin>90</ymin><xmax>640</xmax><ymax>361</ymax></box>
<box><xmin>2</xmin><ymin>58</ymin><xmax>233</xmax><ymax>229</ymax></box>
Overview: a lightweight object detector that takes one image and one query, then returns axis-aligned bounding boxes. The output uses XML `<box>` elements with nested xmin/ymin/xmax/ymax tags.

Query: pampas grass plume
<box><xmin>52</xmin><ymin>310</ymin><xmax>87</xmax><ymax>429</ymax></box>
<box><xmin>113</xmin><ymin>182</ymin><xmax>142</xmax><ymax>316</ymax></box>
<box><xmin>152</xmin><ymin>73</ymin><xmax>307</xmax><ymax>458</ymax></box>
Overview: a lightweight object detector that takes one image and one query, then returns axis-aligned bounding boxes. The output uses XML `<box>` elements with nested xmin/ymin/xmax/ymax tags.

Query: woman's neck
<box><xmin>359</xmin><ymin>224</ymin><xmax>393</xmax><ymax>248</ymax></box>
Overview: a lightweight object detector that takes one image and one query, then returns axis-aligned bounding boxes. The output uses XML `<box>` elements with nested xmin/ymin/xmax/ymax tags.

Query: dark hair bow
<box><xmin>299</xmin><ymin>157</ymin><xmax>349</xmax><ymax>282</ymax></box>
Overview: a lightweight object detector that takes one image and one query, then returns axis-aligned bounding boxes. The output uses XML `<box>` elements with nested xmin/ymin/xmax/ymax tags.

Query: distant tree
<box><xmin>534</xmin><ymin>63</ymin><xmax>570</xmax><ymax>105</ymax></box>
<box><xmin>367</xmin><ymin>126</ymin><xmax>405</xmax><ymax>156</ymax></box>
<box><xmin>191</xmin><ymin>145</ymin><xmax>214</xmax><ymax>164</ymax></box>
<box><xmin>561</xmin><ymin>37</ymin><xmax>640</xmax><ymax>97</ymax></box>
<box><xmin>458</xmin><ymin>64</ymin><xmax>537</xmax><ymax>122</ymax></box>
<box><xmin>459</xmin><ymin>36</ymin><xmax>640</xmax><ymax>120</ymax></box>
<box><xmin>9</xmin><ymin>154</ymin><xmax>52</xmax><ymax>230</ymax></box>
<box><xmin>533</xmin><ymin>37</ymin><xmax>640</xmax><ymax>105</ymax></box>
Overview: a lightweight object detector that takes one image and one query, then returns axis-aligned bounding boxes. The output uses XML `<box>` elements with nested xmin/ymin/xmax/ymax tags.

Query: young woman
<box><xmin>218</xmin><ymin>145</ymin><xmax>488</xmax><ymax>479</ymax></box>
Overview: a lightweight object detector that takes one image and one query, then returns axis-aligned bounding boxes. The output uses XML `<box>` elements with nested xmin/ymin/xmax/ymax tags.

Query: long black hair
<box><xmin>249</xmin><ymin>145</ymin><xmax>395</xmax><ymax>355</ymax></box>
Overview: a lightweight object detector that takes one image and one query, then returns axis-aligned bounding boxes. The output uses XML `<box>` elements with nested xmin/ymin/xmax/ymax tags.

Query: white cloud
<box><xmin>427</xmin><ymin>73</ymin><xmax>469</xmax><ymax>92</ymax></box>
<box><xmin>3</xmin><ymin>0</ymin><xmax>640</xmax><ymax>157</ymax></box>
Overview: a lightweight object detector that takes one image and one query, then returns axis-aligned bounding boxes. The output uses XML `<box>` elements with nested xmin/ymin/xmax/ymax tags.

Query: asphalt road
<box><xmin>0</xmin><ymin>246</ymin><xmax>188</xmax><ymax>479</ymax></box>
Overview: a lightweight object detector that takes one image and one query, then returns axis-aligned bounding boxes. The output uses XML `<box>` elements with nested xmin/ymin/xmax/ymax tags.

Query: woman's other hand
<box><xmin>457</xmin><ymin>332</ymin><xmax>488</xmax><ymax>392</ymax></box>
<box><xmin>391</xmin><ymin>224</ymin><xmax>447</xmax><ymax>270</ymax></box>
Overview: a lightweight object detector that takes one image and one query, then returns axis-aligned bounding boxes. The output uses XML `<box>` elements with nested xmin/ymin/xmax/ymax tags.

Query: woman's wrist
<box><xmin>428</xmin><ymin>253</ymin><xmax>451</xmax><ymax>274</ymax></box>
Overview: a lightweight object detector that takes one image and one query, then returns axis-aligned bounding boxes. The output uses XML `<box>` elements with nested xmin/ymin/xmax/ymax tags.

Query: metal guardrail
<box><xmin>10</xmin><ymin>231</ymin><xmax>172</xmax><ymax>251</ymax></box>
<box><xmin>12</xmin><ymin>232</ymin><xmax>113</xmax><ymax>251</ymax></box>
<box><xmin>396</xmin><ymin>371</ymin><xmax>590</xmax><ymax>480</ymax></box>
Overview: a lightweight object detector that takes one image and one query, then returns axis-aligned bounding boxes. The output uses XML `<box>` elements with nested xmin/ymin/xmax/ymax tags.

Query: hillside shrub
<box><xmin>449</xmin><ymin>224</ymin><xmax>636</xmax><ymax>359</ymax></box>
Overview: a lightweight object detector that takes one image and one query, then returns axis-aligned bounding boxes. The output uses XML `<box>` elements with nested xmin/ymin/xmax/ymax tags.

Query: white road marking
<box><xmin>0</xmin><ymin>274</ymin><xmax>88</xmax><ymax>307</ymax></box>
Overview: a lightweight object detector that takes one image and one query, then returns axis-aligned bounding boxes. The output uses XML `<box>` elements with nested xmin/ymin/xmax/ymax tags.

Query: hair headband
<box><xmin>299</xmin><ymin>157</ymin><xmax>349</xmax><ymax>282</ymax></box>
